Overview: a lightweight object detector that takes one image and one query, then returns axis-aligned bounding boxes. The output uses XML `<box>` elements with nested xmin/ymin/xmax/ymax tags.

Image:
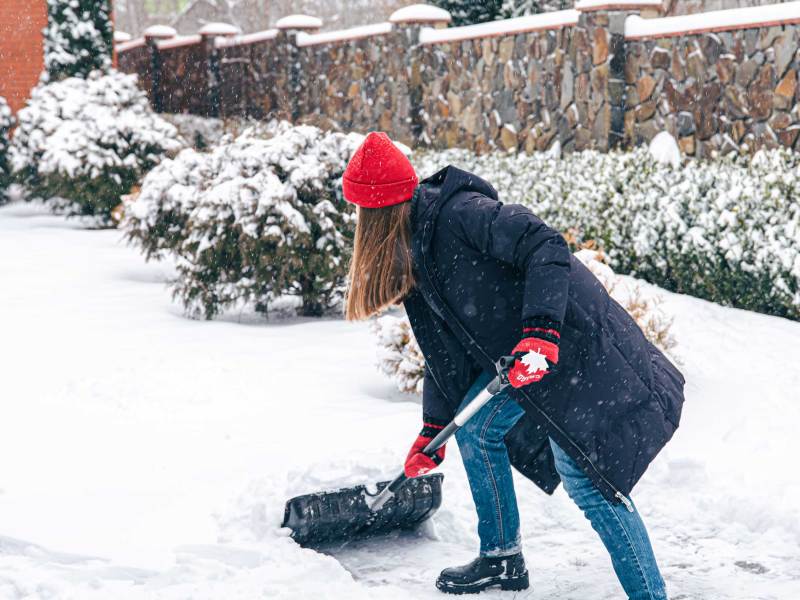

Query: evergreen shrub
<box><xmin>11</xmin><ymin>71</ymin><xmax>181</xmax><ymax>225</ymax></box>
<box><xmin>124</xmin><ymin>122</ymin><xmax>364</xmax><ymax>318</ymax></box>
<box><xmin>45</xmin><ymin>0</ymin><xmax>113</xmax><ymax>81</ymax></box>
<box><xmin>0</xmin><ymin>97</ymin><xmax>13</xmax><ymax>204</ymax></box>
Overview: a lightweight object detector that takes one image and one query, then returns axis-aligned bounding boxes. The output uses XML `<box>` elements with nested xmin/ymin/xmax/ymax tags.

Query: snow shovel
<box><xmin>282</xmin><ymin>357</ymin><xmax>514</xmax><ymax>547</ymax></box>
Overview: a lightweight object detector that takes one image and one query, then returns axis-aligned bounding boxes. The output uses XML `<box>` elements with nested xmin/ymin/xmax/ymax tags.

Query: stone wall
<box><xmin>625</xmin><ymin>24</ymin><xmax>800</xmax><ymax>156</ymax></box>
<box><xmin>294</xmin><ymin>29</ymin><xmax>416</xmax><ymax>144</ymax></box>
<box><xmin>158</xmin><ymin>38</ymin><xmax>210</xmax><ymax>115</ymax></box>
<box><xmin>117</xmin><ymin>42</ymin><xmax>152</xmax><ymax>103</ymax></box>
<box><xmin>117</xmin><ymin>1</ymin><xmax>800</xmax><ymax>156</ymax></box>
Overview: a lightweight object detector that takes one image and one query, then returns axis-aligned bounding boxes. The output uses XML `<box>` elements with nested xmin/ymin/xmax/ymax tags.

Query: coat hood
<box><xmin>412</xmin><ymin>166</ymin><xmax>499</xmax><ymax>239</ymax></box>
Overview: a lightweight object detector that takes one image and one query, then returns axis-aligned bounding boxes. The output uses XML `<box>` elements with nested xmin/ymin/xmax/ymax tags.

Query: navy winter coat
<box><xmin>403</xmin><ymin>166</ymin><xmax>685</xmax><ymax>506</ymax></box>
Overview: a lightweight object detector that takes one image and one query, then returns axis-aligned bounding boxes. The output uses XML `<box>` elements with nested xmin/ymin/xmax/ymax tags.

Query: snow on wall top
<box><xmin>158</xmin><ymin>34</ymin><xmax>201</xmax><ymax>50</ymax></box>
<box><xmin>420</xmin><ymin>9</ymin><xmax>579</xmax><ymax>44</ymax></box>
<box><xmin>143</xmin><ymin>25</ymin><xmax>177</xmax><ymax>39</ymax></box>
<box><xmin>114</xmin><ymin>31</ymin><xmax>132</xmax><ymax>43</ymax></box>
<box><xmin>389</xmin><ymin>4</ymin><xmax>452</xmax><ymax>24</ymax></box>
<box><xmin>626</xmin><ymin>0</ymin><xmax>800</xmax><ymax>38</ymax></box>
<box><xmin>199</xmin><ymin>22</ymin><xmax>240</xmax><ymax>37</ymax></box>
<box><xmin>275</xmin><ymin>14</ymin><xmax>323</xmax><ymax>30</ymax></box>
<box><xmin>297</xmin><ymin>22</ymin><xmax>393</xmax><ymax>47</ymax></box>
<box><xmin>575</xmin><ymin>0</ymin><xmax>663</xmax><ymax>10</ymax></box>
<box><xmin>116</xmin><ymin>38</ymin><xmax>145</xmax><ymax>52</ymax></box>
<box><xmin>215</xmin><ymin>29</ymin><xmax>279</xmax><ymax>48</ymax></box>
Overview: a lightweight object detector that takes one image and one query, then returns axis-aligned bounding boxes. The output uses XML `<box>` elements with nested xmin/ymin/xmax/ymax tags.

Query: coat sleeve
<box><xmin>422</xmin><ymin>366</ymin><xmax>451</xmax><ymax>426</ymax></box>
<box><xmin>445</xmin><ymin>192</ymin><xmax>571</xmax><ymax>332</ymax></box>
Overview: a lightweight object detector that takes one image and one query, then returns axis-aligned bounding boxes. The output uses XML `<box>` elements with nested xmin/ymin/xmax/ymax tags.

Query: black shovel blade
<box><xmin>282</xmin><ymin>473</ymin><xmax>444</xmax><ymax>547</ymax></box>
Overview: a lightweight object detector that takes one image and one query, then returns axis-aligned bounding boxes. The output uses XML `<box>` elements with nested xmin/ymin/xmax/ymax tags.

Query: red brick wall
<box><xmin>0</xmin><ymin>0</ymin><xmax>47</xmax><ymax>113</ymax></box>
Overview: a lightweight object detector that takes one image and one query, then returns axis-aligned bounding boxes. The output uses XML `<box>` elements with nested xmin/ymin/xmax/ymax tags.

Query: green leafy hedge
<box><xmin>414</xmin><ymin>146</ymin><xmax>800</xmax><ymax>320</ymax></box>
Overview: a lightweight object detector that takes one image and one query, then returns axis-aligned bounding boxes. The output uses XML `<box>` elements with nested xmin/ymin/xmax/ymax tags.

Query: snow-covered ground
<box><xmin>1</xmin><ymin>202</ymin><xmax>798</xmax><ymax>599</ymax></box>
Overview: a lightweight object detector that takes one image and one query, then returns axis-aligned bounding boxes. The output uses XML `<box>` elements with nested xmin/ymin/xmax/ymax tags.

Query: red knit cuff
<box><xmin>521</xmin><ymin>319</ymin><xmax>561</xmax><ymax>345</ymax></box>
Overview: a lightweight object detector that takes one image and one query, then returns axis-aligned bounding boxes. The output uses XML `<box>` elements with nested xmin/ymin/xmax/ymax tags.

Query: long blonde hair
<box><xmin>345</xmin><ymin>201</ymin><xmax>415</xmax><ymax>320</ymax></box>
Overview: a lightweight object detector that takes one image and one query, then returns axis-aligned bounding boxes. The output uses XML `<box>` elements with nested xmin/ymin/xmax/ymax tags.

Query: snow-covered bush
<box><xmin>372</xmin><ymin>315</ymin><xmax>426</xmax><ymax>394</ymax></box>
<box><xmin>124</xmin><ymin>123</ymin><xmax>364</xmax><ymax>318</ymax></box>
<box><xmin>414</xmin><ymin>146</ymin><xmax>800</xmax><ymax>320</ymax></box>
<box><xmin>11</xmin><ymin>70</ymin><xmax>181</xmax><ymax>225</ymax></box>
<box><xmin>374</xmin><ymin>251</ymin><xmax>676</xmax><ymax>394</ymax></box>
<box><xmin>0</xmin><ymin>97</ymin><xmax>13</xmax><ymax>204</ymax></box>
<box><xmin>45</xmin><ymin>0</ymin><xmax>113</xmax><ymax>81</ymax></box>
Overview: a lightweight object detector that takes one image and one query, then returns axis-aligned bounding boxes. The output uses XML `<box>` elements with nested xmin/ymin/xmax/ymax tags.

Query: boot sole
<box><xmin>436</xmin><ymin>572</ymin><xmax>529</xmax><ymax>595</ymax></box>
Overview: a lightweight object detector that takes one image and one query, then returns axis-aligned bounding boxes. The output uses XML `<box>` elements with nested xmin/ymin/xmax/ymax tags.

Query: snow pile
<box><xmin>11</xmin><ymin>70</ymin><xmax>182</xmax><ymax>224</ymax></box>
<box><xmin>0</xmin><ymin>96</ymin><xmax>12</xmax><ymax>204</ymax></box>
<box><xmin>124</xmin><ymin>122</ymin><xmax>364</xmax><ymax>319</ymax></box>
<box><xmin>44</xmin><ymin>0</ymin><xmax>114</xmax><ymax>80</ymax></box>
<box><xmin>1</xmin><ymin>203</ymin><xmax>799</xmax><ymax>598</ymax></box>
<box><xmin>648</xmin><ymin>131</ymin><xmax>681</xmax><ymax>168</ymax></box>
<box><xmin>414</xmin><ymin>146</ymin><xmax>800</xmax><ymax>320</ymax></box>
<box><xmin>374</xmin><ymin>250</ymin><xmax>676</xmax><ymax>394</ymax></box>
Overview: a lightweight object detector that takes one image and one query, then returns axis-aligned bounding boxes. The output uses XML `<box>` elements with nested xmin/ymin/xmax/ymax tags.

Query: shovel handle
<box><xmin>366</xmin><ymin>357</ymin><xmax>514</xmax><ymax>512</ymax></box>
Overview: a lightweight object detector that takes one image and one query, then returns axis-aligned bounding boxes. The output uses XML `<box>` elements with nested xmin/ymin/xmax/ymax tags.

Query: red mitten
<box><xmin>404</xmin><ymin>422</ymin><xmax>446</xmax><ymax>478</ymax></box>
<box><xmin>508</xmin><ymin>328</ymin><xmax>560</xmax><ymax>389</ymax></box>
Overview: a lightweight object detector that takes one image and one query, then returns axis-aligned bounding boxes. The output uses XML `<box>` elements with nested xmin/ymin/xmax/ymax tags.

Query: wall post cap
<box><xmin>143</xmin><ymin>25</ymin><xmax>177</xmax><ymax>39</ymax></box>
<box><xmin>199</xmin><ymin>22</ymin><xmax>240</xmax><ymax>37</ymax></box>
<box><xmin>275</xmin><ymin>14</ymin><xmax>323</xmax><ymax>31</ymax></box>
<box><xmin>389</xmin><ymin>3</ymin><xmax>452</xmax><ymax>25</ymax></box>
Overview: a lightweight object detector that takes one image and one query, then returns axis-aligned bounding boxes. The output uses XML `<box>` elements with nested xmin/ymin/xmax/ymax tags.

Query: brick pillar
<box><xmin>199</xmin><ymin>23</ymin><xmax>239</xmax><ymax>118</ymax></box>
<box><xmin>389</xmin><ymin>4</ymin><xmax>452</xmax><ymax>146</ymax></box>
<box><xmin>274</xmin><ymin>14</ymin><xmax>322</xmax><ymax>123</ymax></box>
<box><xmin>576</xmin><ymin>1</ymin><xmax>665</xmax><ymax>150</ymax></box>
<box><xmin>0</xmin><ymin>0</ymin><xmax>48</xmax><ymax>113</ymax></box>
<box><xmin>143</xmin><ymin>25</ymin><xmax>176</xmax><ymax>113</ymax></box>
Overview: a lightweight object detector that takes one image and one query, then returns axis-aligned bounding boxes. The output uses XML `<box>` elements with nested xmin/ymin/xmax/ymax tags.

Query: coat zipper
<box><xmin>418</xmin><ymin>229</ymin><xmax>633</xmax><ymax>511</ymax></box>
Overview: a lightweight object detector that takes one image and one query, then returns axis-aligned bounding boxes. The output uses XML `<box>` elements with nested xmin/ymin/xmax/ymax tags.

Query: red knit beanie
<box><xmin>343</xmin><ymin>132</ymin><xmax>418</xmax><ymax>208</ymax></box>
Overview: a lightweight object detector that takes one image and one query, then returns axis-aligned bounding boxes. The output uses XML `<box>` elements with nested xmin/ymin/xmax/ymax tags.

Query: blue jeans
<box><xmin>455</xmin><ymin>371</ymin><xmax>668</xmax><ymax>600</ymax></box>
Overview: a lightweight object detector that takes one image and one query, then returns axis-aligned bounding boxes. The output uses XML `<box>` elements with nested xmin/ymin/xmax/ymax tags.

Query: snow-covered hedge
<box><xmin>124</xmin><ymin>123</ymin><xmax>364</xmax><ymax>318</ymax></box>
<box><xmin>414</xmin><ymin>146</ymin><xmax>800</xmax><ymax>320</ymax></box>
<box><xmin>374</xmin><ymin>250</ymin><xmax>677</xmax><ymax>395</ymax></box>
<box><xmin>0</xmin><ymin>97</ymin><xmax>12</xmax><ymax>204</ymax></box>
<box><xmin>11</xmin><ymin>70</ymin><xmax>181</xmax><ymax>224</ymax></box>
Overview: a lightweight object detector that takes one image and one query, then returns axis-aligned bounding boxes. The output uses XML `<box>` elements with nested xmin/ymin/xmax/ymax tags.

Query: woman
<box><xmin>343</xmin><ymin>132</ymin><xmax>685</xmax><ymax>599</ymax></box>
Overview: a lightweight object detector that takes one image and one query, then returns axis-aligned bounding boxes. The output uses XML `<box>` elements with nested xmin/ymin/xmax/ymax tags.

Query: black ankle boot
<box><xmin>436</xmin><ymin>552</ymin><xmax>529</xmax><ymax>594</ymax></box>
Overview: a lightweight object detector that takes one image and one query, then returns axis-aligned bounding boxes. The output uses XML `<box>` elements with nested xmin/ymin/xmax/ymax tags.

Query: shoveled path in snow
<box><xmin>0</xmin><ymin>202</ymin><xmax>798</xmax><ymax>599</ymax></box>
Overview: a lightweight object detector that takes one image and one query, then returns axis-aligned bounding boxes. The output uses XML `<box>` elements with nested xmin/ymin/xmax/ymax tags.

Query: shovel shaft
<box><xmin>366</xmin><ymin>370</ymin><xmax>509</xmax><ymax>512</ymax></box>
